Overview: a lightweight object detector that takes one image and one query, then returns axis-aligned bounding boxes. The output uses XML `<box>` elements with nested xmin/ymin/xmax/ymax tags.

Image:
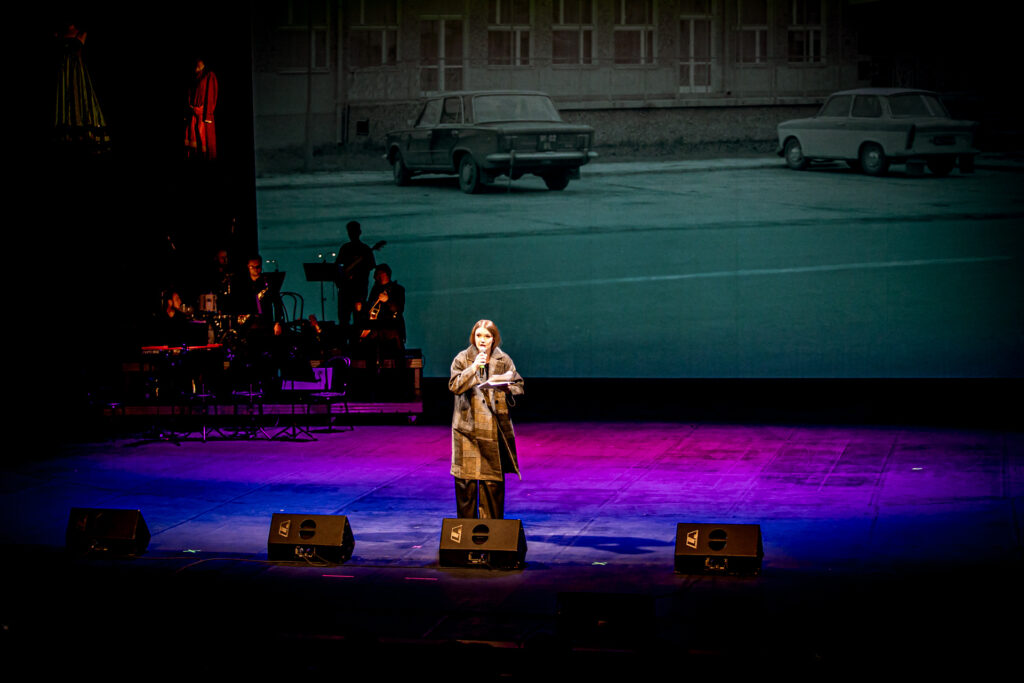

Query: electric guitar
<box><xmin>337</xmin><ymin>240</ymin><xmax>386</xmax><ymax>281</ymax></box>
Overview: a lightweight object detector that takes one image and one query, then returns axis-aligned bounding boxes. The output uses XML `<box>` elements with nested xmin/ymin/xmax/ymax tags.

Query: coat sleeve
<box><xmin>492</xmin><ymin>355</ymin><xmax>524</xmax><ymax>396</ymax></box>
<box><xmin>449</xmin><ymin>350</ymin><xmax>480</xmax><ymax>396</ymax></box>
<box><xmin>205</xmin><ymin>73</ymin><xmax>218</xmax><ymax>120</ymax></box>
<box><xmin>388</xmin><ymin>283</ymin><xmax>405</xmax><ymax>315</ymax></box>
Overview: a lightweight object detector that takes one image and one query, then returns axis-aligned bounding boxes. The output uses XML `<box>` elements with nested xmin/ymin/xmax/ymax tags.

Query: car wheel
<box><xmin>458</xmin><ymin>155</ymin><xmax>483</xmax><ymax>194</ymax></box>
<box><xmin>543</xmin><ymin>173</ymin><xmax>570</xmax><ymax>191</ymax></box>
<box><xmin>859</xmin><ymin>143</ymin><xmax>889</xmax><ymax>176</ymax></box>
<box><xmin>392</xmin><ymin>153</ymin><xmax>412</xmax><ymax>186</ymax></box>
<box><xmin>784</xmin><ymin>137</ymin><xmax>808</xmax><ymax>170</ymax></box>
<box><xmin>927</xmin><ymin>157</ymin><xmax>956</xmax><ymax>176</ymax></box>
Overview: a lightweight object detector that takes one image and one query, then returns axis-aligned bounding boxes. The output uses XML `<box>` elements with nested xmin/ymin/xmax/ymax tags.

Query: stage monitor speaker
<box><xmin>438</xmin><ymin>518</ymin><xmax>527</xmax><ymax>570</ymax></box>
<box><xmin>66</xmin><ymin>508</ymin><xmax>151</xmax><ymax>556</ymax></box>
<box><xmin>267</xmin><ymin>513</ymin><xmax>354</xmax><ymax>565</ymax></box>
<box><xmin>674</xmin><ymin>522</ymin><xmax>763</xmax><ymax>575</ymax></box>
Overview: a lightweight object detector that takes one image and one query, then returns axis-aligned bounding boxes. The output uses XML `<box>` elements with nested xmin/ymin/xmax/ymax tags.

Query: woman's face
<box><xmin>474</xmin><ymin>327</ymin><xmax>494</xmax><ymax>355</ymax></box>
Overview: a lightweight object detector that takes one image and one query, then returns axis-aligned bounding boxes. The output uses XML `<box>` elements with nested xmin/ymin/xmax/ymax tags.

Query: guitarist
<box><xmin>334</xmin><ymin>220</ymin><xmax>383</xmax><ymax>343</ymax></box>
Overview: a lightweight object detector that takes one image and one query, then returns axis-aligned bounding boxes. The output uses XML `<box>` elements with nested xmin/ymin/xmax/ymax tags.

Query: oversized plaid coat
<box><xmin>449</xmin><ymin>346</ymin><xmax>524</xmax><ymax>482</ymax></box>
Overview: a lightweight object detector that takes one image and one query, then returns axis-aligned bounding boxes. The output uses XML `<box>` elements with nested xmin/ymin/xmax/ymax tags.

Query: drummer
<box><xmin>200</xmin><ymin>247</ymin><xmax>235</xmax><ymax>314</ymax></box>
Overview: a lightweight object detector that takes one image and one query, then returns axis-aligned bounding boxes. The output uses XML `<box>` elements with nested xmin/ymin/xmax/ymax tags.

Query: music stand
<box><xmin>304</xmin><ymin>262</ymin><xmax>337</xmax><ymax>322</ymax></box>
<box><xmin>265</xmin><ymin>271</ymin><xmax>287</xmax><ymax>295</ymax></box>
<box><xmin>273</xmin><ymin>354</ymin><xmax>317</xmax><ymax>442</ymax></box>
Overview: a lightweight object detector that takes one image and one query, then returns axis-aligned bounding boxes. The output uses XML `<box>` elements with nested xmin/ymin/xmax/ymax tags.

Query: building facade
<box><xmin>251</xmin><ymin>0</ymin><xmax>869</xmax><ymax>154</ymax></box>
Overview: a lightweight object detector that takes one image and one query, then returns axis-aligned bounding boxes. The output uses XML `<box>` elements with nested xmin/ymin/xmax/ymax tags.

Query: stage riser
<box><xmin>103</xmin><ymin>402</ymin><xmax>421</xmax><ymax>417</ymax></box>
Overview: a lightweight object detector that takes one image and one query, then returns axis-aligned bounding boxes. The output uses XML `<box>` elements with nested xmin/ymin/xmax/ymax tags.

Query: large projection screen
<box><xmin>255</xmin><ymin>166</ymin><xmax>1022</xmax><ymax>380</ymax></box>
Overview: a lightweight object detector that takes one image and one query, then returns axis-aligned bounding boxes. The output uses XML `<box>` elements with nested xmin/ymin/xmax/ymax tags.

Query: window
<box><xmin>473</xmin><ymin>94</ymin><xmax>563</xmax><ymax>123</ymax></box>
<box><xmin>349</xmin><ymin>0</ymin><xmax>398</xmax><ymax>68</ymax></box>
<box><xmin>851</xmin><ymin>95</ymin><xmax>882</xmax><ymax>118</ymax></box>
<box><xmin>488</xmin><ymin>0</ymin><xmax>531</xmax><ymax>66</ymax></box>
<box><xmin>552</xmin><ymin>0</ymin><xmax>595</xmax><ymax>65</ymax></box>
<box><xmin>736</xmin><ymin>0</ymin><xmax>767</xmax><ymax>65</ymax></box>
<box><xmin>787</xmin><ymin>0</ymin><xmax>822</xmax><ymax>64</ymax></box>
<box><xmin>440</xmin><ymin>97</ymin><xmax>464</xmax><ymax>124</ymax></box>
<box><xmin>818</xmin><ymin>95</ymin><xmax>851</xmax><ymax>117</ymax></box>
<box><xmin>614</xmin><ymin>0</ymin><xmax>656</xmax><ymax>65</ymax></box>
<box><xmin>416</xmin><ymin>99</ymin><xmax>442</xmax><ymax>128</ymax></box>
<box><xmin>679</xmin><ymin>0</ymin><xmax>712</xmax><ymax>92</ymax></box>
<box><xmin>420</xmin><ymin>17</ymin><xmax>464</xmax><ymax>92</ymax></box>
<box><xmin>890</xmin><ymin>93</ymin><xmax>948</xmax><ymax>118</ymax></box>
<box><xmin>273</xmin><ymin>0</ymin><xmax>330</xmax><ymax>72</ymax></box>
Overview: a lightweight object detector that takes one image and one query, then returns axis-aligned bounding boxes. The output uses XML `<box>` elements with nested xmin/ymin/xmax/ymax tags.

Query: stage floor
<box><xmin>3</xmin><ymin>421</ymin><xmax>1021</xmax><ymax>673</ymax></box>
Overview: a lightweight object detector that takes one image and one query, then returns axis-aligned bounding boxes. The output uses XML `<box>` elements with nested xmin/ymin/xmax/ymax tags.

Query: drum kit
<box><xmin>160</xmin><ymin>288</ymin><xmax>271</xmax><ymax>352</ymax></box>
<box><xmin>139</xmin><ymin>289</ymin><xmax>279</xmax><ymax>404</ymax></box>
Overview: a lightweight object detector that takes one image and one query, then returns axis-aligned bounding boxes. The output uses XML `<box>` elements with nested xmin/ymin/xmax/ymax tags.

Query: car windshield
<box><xmin>473</xmin><ymin>94</ymin><xmax>563</xmax><ymax>123</ymax></box>
<box><xmin>416</xmin><ymin>100</ymin><xmax>442</xmax><ymax>128</ymax></box>
<box><xmin>889</xmin><ymin>93</ymin><xmax>950</xmax><ymax>118</ymax></box>
<box><xmin>818</xmin><ymin>95</ymin><xmax>852</xmax><ymax>117</ymax></box>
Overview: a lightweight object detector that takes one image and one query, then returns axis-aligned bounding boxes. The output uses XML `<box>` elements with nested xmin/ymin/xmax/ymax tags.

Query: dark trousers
<box><xmin>455</xmin><ymin>477</ymin><xmax>505</xmax><ymax>519</ymax></box>
<box><xmin>336</xmin><ymin>284</ymin><xmax>367</xmax><ymax>343</ymax></box>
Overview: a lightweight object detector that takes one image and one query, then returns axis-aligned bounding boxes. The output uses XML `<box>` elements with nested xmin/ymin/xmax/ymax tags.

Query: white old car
<box><xmin>777</xmin><ymin>88</ymin><xmax>978</xmax><ymax>176</ymax></box>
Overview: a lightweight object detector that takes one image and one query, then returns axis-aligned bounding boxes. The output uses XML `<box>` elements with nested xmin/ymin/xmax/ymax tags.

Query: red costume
<box><xmin>186</xmin><ymin>68</ymin><xmax>218</xmax><ymax>160</ymax></box>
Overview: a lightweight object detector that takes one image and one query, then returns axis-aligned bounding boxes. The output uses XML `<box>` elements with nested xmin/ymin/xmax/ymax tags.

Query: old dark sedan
<box><xmin>384</xmin><ymin>90</ymin><xmax>596</xmax><ymax>193</ymax></box>
<box><xmin>777</xmin><ymin>88</ymin><xmax>978</xmax><ymax>176</ymax></box>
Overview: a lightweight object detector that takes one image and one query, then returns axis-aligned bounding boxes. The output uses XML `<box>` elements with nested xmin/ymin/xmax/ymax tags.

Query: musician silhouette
<box><xmin>155</xmin><ymin>290</ymin><xmax>192</xmax><ymax>346</ymax></box>
<box><xmin>334</xmin><ymin>220</ymin><xmax>382</xmax><ymax>342</ymax></box>
<box><xmin>204</xmin><ymin>247</ymin><xmax>235</xmax><ymax>305</ymax></box>
<box><xmin>232</xmin><ymin>255</ymin><xmax>283</xmax><ymax>328</ymax></box>
<box><xmin>355</xmin><ymin>263</ymin><xmax>405</xmax><ymax>359</ymax></box>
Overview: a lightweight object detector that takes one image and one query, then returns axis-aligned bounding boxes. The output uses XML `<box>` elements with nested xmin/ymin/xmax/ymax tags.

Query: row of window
<box><xmin>277</xmin><ymin>0</ymin><xmax>825</xmax><ymax>79</ymax></box>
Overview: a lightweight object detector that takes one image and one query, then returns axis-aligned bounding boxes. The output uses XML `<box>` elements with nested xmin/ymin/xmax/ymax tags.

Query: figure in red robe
<box><xmin>185</xmin><ymin>59</ymin><xmax>218</xmax><ymax>160</ymax></box>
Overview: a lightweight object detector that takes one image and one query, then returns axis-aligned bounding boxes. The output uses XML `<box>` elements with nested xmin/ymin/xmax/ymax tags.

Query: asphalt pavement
<box><xmin>255</xmin><ymin>152</ymin><xmax>1024</xmax><ymax>189</ymax></box>
<box><xmin>255</xmin><ymin>151</ymin><xmax>1023</xmax><ymax>380</ymax></box>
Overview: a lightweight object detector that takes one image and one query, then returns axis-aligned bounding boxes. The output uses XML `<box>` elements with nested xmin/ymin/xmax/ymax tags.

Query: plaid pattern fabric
<box><xmin>449</xmin><ymin>346</ymin><xmax>523</xmax><ymax>482</ymax></box>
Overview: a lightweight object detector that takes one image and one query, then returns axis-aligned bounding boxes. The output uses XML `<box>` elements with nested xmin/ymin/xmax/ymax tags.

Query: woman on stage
<box><xmin>449</xmin><ymin>319</ymin><xmax>524</xmax><ymax>519</ymax></box>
